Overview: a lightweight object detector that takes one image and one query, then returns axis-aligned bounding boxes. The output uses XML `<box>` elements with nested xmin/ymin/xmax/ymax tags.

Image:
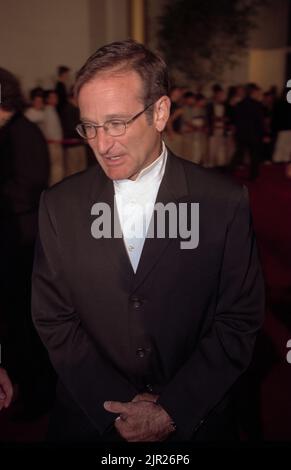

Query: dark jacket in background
<box><xmin>0</xmin><ymin>113</ymin><xmax>54</xmax><ymax>414</ymax></box>
<box><xmin>55</xmin><ymin>81</ymin><xmax>68</xmax><ymax>114</ymax></box>
<box><xmin>233</xmin><ymin>97</ymin><xmax>265</xmax><ymax>143</ymax></box>
<box><xmin>0</xmin><ymin>113</ymin><xmax>49</xmax><ymax>217</ymax></box>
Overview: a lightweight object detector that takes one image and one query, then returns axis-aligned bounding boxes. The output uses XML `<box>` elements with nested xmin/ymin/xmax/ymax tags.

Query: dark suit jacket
<box><xmin>233</xmin><ymin>97</ymin><xmax>265</xmax><ymax>143</ymax></box>
<box><xmin>31</xmin><ymin>151</ymin><xmax>264</xmax><ymax>442</ymax></box>
<box><xmin>0</xmin><ymin>113</ymin><xmax>49</xmax><ymax>217</ymax></box>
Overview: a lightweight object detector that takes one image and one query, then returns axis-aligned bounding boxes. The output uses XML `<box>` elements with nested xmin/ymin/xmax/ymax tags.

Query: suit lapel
<box><xmin>88</xmin><ymin>154</ymin><xmax>191</xmax><ymax>291</ymax></box>
<box><xmin>133</xmin><ymin>152</ymin><xmax>189</xmax><ymax>291</ymax></box>
<box><xmin>89</xmin><ymin>165</ymin><xmax>134</xmax><ymax>285</ymax></box>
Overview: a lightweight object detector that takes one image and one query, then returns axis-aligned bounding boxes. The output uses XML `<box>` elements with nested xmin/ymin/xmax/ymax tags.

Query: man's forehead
<box><xmin>78</xmin><ymin>71</ymin><xmax>144</xmax><ymax>112</ymax></box>
<box><xmin>83</xmin><ymin>69</ymin><xmax>142</xmax><ymax>92</ymax></box>
<box><xmin>78</xmin><ymin>73</ymin><xmax>145</xmax><ymax>120</ymax></box>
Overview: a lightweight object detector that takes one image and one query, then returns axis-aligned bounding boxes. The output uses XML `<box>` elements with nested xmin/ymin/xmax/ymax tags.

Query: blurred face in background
<box><xmin>215</xmin><ymin>90</ymin><xmax>225</xmax><ymax>103</ymax></box>
<box><xmin>61</xmin><ymin>71</ymin><xmax>70</xmax><ymax>83</ymax></box>
<box><xmin>252</xmin><ymin>88</ymin><xmax>262</xmax><ymax>102</ymax></box>
<box><xmin>33</xmin><ymin>96</ymin><xmax>44</xmax><ymax>110</ymax></box>
<box><xmin>0</xmin><ymin>108</ymin><xmax>13</xmax><ymax>128</ymax></box>
<box><xmin>170</xmin><ymin>87</ymin><xmax>183</xmax><ymax>103</ymax></box>
<box><xmin>46</xmin><ymin>92</ymin><xmax>58</xmax><ymax>107</ymax></box>
<box><xmin>236</xmin><ymin>86</ymin><xmax>246</xmax><ymax>101</ymax></box>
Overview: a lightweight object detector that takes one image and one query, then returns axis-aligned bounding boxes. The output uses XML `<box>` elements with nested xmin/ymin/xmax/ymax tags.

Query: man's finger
<box><xmin>132</xmin><ymin>393</ymin><xmax>159</xmax><ymax>403</ymax></box>
<box><xmin>103</xmin><ymin>400</ymin><xmax>132</xmax><ymax>414</ymax></box>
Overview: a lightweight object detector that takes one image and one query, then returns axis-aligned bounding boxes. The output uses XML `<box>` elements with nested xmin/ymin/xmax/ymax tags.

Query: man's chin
<box><xmin>104</xmin><ymin>166</ymin><xmax>137</xmax><ymax>181</ymax></box>
<box><xmin>105</xmin><ymin>169</ymin><xmax>129</xmax><ymax>181</ymax></box>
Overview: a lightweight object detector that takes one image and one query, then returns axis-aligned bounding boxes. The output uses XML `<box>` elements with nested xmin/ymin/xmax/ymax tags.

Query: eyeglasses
<box><xmin>76</xmin><ymin>102</ymin><xmax>154</xmax><ymax>140</ymax></box>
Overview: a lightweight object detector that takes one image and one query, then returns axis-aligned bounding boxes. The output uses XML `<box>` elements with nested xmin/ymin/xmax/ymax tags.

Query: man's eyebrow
<box><xmin>106</xmin><ymin>112</ymin><xmax>132</xmax><ymax>119</ymax></box>
<box><xmin>80</xmin><ymin>112</ymin><xmax>132</xmax><ymax>123</ymax></box>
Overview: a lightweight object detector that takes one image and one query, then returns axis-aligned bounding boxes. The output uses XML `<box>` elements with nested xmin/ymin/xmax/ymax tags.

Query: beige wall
<box><xmin>249</xmin><ymin>48</ymin><xmax>287</xmax><ymax>91</ymax></box>
<box><xmin>89</xmin><ymin>0</ymin><xmax>129</xmax><ymax>53</ymax></box>
<box><xmin>250</xmin><ymin>0</ymin><xmax>289</xmax><ymax>49</ymax></box>
<box><xmin>0</xmin><ymin>0</ymin><xmax>130</xmax><ymax>96</ymax></box>
<box><xmin>0</xmin><ymin>0</ymin><xmax>91</xmax><ymax>94</ymax></box>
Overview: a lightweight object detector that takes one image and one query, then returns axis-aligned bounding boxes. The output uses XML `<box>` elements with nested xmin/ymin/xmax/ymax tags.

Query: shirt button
<box><xmin>128</xmin><ymin>244</ymin><xmax>135</xmax><ymax>252</ymax></box>
<box><xmin>136</xmin><ymin>348</ymin><xmax>145</xmax><ymax>358</ymax></box>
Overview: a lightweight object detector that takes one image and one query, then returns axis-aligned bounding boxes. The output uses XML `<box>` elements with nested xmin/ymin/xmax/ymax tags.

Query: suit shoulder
<box><xmin>177</xmin><ymin>156</ymin><xmax>245</xmax><ymax>200</ymax></box>
<box><xmin>43</xmin><ymin>164</ymin><xmax>101</xmax><ymax>203</ymax></box>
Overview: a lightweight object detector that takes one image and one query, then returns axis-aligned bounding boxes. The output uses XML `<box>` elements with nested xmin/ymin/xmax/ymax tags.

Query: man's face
<box><xmin>78</xmin><ymin>70</ymin><xmax>169</xmax><ymax>180</ymax></box>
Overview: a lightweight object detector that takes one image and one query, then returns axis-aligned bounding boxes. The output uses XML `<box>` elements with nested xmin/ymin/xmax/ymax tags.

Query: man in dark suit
<box><xmin>0</xmin><ymin>68</ymin><xmax>55</xmax><ymax>418</ymax></box>
<box><xmin>230</xmin><ymin>83</ymin><xmax>265</xmax><ymax>179</ymax></box>
<box><xmin>32</xmin><ymin>40</ymin><xmax>264</xmax><ymax>442</ymax></box>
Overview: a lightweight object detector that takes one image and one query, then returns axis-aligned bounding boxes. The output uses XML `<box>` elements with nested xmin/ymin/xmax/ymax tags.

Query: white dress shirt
<box><xmin>114</xmin><ymin>142</ymin><xmax>167</xmax><ymax>272</ymax></box>
<box><xmin>42</xmin><ymin>105</ymin><xmax>63</xmax><ymax>141</ymax></box>
<box><xmin>25</xmin><ymin>108</ymin><xmax>45</xmax><ymax>134</ymax></box>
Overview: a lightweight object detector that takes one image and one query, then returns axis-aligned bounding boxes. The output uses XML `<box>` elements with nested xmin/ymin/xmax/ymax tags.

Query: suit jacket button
<box><xmin>130</xmin><ymin>296</ymin><xmax>142</xmax><ymax>309</ymax></box>
<box><xmin>136</xmin><ymin>348</ymin><xmax>145</xmax><ymax>358</ymax></box>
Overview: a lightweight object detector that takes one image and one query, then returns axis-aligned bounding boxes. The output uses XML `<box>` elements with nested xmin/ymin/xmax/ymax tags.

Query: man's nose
<box><xmin>94</xmin><ymin>127</ymin><xmax>115</xmax><ymax>155</ymax></box>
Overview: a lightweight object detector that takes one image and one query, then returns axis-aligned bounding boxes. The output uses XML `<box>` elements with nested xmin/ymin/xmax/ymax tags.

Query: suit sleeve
<box><xmin>0</xmin><ymin>121</ymin><xmax>49</xmax><ymax>214</ymax></box>
<box><xmin>157</xmin><ymin>185</ymin><xmax>265</xmax><ymax>439</ymax></box>
<box><xmin>31</xmin><ymin>191</ymin><xmax>137</xmax><ymax>435</ymax></box>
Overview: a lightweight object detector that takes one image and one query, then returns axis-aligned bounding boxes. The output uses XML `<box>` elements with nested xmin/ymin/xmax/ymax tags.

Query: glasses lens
<box><xmin>76</xmin><ymin>123</ymin><xmax>96</xmax><ymax>139</ymax></box>
<box><xmin>106</xmin><ymin>120</ymin><xmax>126</xmax><ymax>136</ymax></box>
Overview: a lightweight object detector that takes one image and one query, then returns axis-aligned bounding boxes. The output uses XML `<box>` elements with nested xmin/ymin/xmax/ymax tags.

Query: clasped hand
<box><xmin>104</xmin><ymin>393</ymin><xmax>175</xmax><ymax>442</ymax></box>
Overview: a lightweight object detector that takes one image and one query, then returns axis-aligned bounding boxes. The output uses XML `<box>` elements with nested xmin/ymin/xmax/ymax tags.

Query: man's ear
<box><xmin>154</xmin><ymin>96</ymin><xmax>171</xmax><ymax>132</ymax></box>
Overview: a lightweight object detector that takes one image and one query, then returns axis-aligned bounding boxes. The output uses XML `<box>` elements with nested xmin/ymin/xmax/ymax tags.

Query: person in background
<box><xmin>191</xmin><ymin>93</ymin><xmax>208</xmax><ymax>165</ymax></box>
<box><xmin>0</xmin><ymin>68</ymin><xmax>54</xmax><ymax>419</ymax></box>
<box><xmin>61</xmin><ymin>88</ymin><xmax>88</xmax><ymax>177</ymax></box>
<box><xmin>261</xmin><ymin>91</ymin><xmax>275</xmax><ymax>163</ymax></box>
<box><xmin>272</xmin><ymin>90</ymin><xmax>291</xmax><ymax>166</ymax></box>
<box><xmin>225</xmin><ymin>86</ymin><xmax>245</xmax><ymax>161</ymax></box>
<box><xmin>25</xmin><ymin>87</ymin><xmax>45</xmax><ymax>134</ymax></box>
<box><xmin>55</xmin><ymin>65</ymin><xmax>70</xmax><ymax>114</ymax></box>
<box><xmin>206</xmin><ymin>84</ymin><xmax>227</xmax><ymax>167</ymax></box>
<box><xmin>164</xmin><ymin>86</ymin><xmax>184</xmax><ymax>156</ymax></box>
<box><xmin>43</xmin><ymin>90</ymin><xmax>64</xmax><ymax>185</ymax></box>
<box><xmin>179</xmin><ymin>91</ymin><xmax>197</xmax><ymax>161</ymax></box>
<box><xmin>230</xmin><ymin>83</ymin><xmax>264</xmax><ymax>179</ymax></box>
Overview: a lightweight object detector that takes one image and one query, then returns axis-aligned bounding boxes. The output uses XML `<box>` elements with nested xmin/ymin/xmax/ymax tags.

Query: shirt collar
<box><xmin>113</xmin><ymin>141</ymin><xmax>167</xmax><ymax>191</ymax></box>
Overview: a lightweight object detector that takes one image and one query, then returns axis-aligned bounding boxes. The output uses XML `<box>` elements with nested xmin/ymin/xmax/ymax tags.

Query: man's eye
<box><xmin>109</xmin><ymin>120</ymin><xmax>123</xmax><ymax>128</ymax></box>
<box><xmin>85</xmin><ymin>124</ymin><xmax>97</xmax><ymax>135</ymax></box>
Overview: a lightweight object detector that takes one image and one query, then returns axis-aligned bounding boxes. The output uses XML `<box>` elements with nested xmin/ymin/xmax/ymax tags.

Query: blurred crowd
<box><xmin>24</xmin><ymin>66</ymin><xmax>88</xmax><ymax>186</ymax></box>
<box><xmin>164</xmin><ymin>82</ymin><xmax>291</xmax><ymax>179</ymax></box>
